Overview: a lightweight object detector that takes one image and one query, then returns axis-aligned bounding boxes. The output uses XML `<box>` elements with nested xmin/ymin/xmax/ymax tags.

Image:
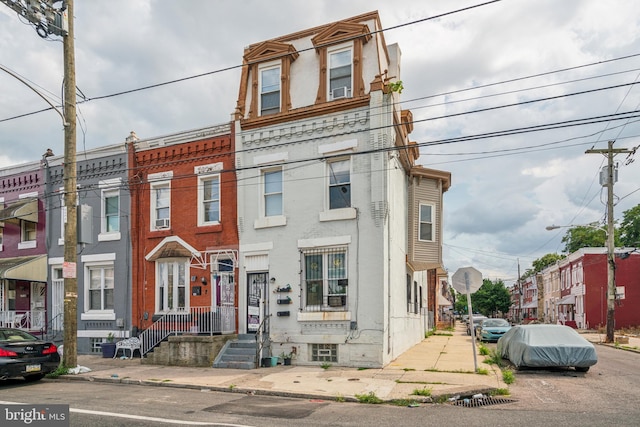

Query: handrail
<box><xmin>139</xmin><ymin>306</ymin><xmax>236</xmax><ymax>356</ymax></box>
<box><xmin>254</xmin><ymin>314</ymin><xmax>271</xmax><ymax>368</ymax></box>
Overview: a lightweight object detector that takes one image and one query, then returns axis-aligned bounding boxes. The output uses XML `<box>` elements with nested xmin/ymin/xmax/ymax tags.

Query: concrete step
<box><xmin>213</xmin><ymin>361</ymin><xmax>255</xmax><ymax>370</ymax></box>
<box><xmin>237</xmin><ymin>334</ymin><xmax>256</xmax><ymax>342</ymax></box>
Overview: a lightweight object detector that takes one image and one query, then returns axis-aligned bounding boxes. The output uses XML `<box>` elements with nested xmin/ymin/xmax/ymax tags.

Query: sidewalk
<box><xmin>57</xmin><ymin>323</ymin><xmax>504</xmax><ymax>402</ymax></box>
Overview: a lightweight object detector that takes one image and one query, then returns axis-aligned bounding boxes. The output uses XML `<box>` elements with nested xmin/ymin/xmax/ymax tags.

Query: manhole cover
<box><xmin>452</xmin><ymin>396</ymin><xmax>516</xmax><ymax>408</ymax></box>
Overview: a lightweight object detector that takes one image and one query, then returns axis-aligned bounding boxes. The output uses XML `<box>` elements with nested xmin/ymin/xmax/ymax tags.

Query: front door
<box><xmin>246</xmin><ymin>272</ymin><xmax>267</xmax><ymax>334</ymax></box>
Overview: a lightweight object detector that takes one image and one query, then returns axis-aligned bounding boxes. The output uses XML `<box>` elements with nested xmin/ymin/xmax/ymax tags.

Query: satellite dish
<box><xmin>451</xmin><ymin>266</ymin><xmax>483</xmax><ymax>294</ymax></box>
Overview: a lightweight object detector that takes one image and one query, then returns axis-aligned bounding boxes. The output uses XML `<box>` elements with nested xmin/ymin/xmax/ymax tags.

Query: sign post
<box><xmin>451</xmin><ymin>267</ymin><xmax>483</xmax><ymax>372</ymax></box>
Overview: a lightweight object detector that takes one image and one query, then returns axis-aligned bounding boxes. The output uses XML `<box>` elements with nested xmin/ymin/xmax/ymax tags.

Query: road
<box><xmin>0</xmin><ymin>344</ymin><xmax>638</xmax><ymax>426</ymax></box>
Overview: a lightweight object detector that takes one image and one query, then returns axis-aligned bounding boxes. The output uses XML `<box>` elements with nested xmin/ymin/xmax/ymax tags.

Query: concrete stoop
<box><xmin>142</xmin><ymin>334</ymin><xmax>236</xmax><ymax>367</ymax></box>
<box><xmin>212</xmin><ymin>334</ymin><xmax>258</xmax><ymax>370</ymax></box>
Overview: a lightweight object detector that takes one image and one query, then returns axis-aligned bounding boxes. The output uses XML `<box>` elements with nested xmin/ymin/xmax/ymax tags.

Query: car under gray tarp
<box><xmin>497</xmin><ymin>324</ymin><xmax>598</xmax><ymax>370</ymax></box>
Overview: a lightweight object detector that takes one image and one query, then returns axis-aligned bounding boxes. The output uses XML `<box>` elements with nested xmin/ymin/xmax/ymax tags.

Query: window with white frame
<box><xmin>260</xmin><ymin>64</ymin><xmax>281</xmax><ymax>115</ymax></box>
<box><xmin>328</xmin><ymin>159</ymin><xmax>351</xmax><ymax>209</ymax></box>
<box><xmin>103</xmin><ymin>189</ymin><xmax>120</xmax><ymax>232</ymax></box>
<box><xmin>328</xmin><ymin>47</ymin><xmax>352</xmax><ymax>100</ymax></box>
<box><xmin>198</xmin><ymin>175</ymin><xmax>220</xmax><ymax>225</ymax></box>
<box><xmin>151</xmin><ymin>182</ymin><xmax>171</xmax><ymax>230</ymax></box>
<box><xmin>87</xmin><ymin>264</ymin><xmax>114</xmax><ymax>312</ymax></box>
<box><xmin>20</xmin><ymin>220</ymin><xmax>37</xmax><ymax>248</ymax></box>
<box><xmin>303</xmin><ymin>248</ymin><xmax>347</xmax><ymax>310</ymax></box>
<box><xmin>419</xmin><ymin>204</ymin><xmax>434</xmax><ymax>241</ymax></box>
<box><xmin>156</xmin><ymin>259</ymin><xmax>188</xmax><ymax>312</ymax></box>
<box><xmin>263</xmin><ymin>168</ymin><xmax>282</xmax><ymax>217</ymax></box>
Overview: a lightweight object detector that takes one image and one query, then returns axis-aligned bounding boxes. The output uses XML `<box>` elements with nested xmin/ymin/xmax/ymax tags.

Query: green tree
<box><xmin>471</xmin><ymin>279</ymin><xmax>511</xmax><ymax>317</ymax></box>
<box><xmin>619</xmin><ymin>204</ymin><xmax>640</xmax><ymax>247</ymax></box>
<box><xmin>454</xmin><ymin>291</ymin><xmax>468</xmax><ymax>315</ymax></box>
<box><xmin>561</xmin><ymin>225</ymin><xmax>606</xmax><ymax>253</ymax></box>
<box><xmin>532</xmin><ymin>253</ymin><xmax>565</xmax><ymax>273</ymax></box>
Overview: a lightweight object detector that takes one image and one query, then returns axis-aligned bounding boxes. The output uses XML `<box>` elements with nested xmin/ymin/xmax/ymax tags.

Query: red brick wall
<box><xmin>129</xmin><ymin>130</ymin><xmax>238</xmax><ymax>331</ymax></box>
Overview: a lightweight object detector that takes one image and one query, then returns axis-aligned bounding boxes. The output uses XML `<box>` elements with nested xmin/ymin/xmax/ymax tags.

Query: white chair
<box><xmin>113</xmin><ymin>337</ymin><xmax>141</xmax><ymax>359</ymax></box>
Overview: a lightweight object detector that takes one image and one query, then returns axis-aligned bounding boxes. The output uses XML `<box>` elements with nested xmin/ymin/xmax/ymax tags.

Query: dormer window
<box><xmin>329</xmin><ymin>47</ymin><xmax>352</xmax><ymax>100</ymax></box>
<box><xmin>260</xmin><ymin>64</ymin><xmax>281</xmax><ymax>115</ymax></box>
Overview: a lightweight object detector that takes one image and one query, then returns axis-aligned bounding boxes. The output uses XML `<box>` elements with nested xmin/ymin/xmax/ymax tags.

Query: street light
<box><xmin>546</xmin><ymin>222</ymin><xmax>616</xmax><ymax>343</ymax></box>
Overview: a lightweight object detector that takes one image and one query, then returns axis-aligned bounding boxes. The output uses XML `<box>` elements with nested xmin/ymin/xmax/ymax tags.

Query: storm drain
<box><xmin>451</xmin><ymin>396</ymin><xmax>516</xmax><ymax>408</ymax></box>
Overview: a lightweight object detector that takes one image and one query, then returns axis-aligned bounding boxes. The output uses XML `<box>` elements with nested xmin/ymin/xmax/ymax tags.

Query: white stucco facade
<box><xmin>233</xmin><ymin>12</ymin><xmax>448</xmax><ymax>367</ymax></box>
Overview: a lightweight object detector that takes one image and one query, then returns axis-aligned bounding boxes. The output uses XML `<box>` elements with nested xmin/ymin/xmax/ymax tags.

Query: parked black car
<box><xmin>0</xmin><ymin>328</ymin><xmax>60</xmax><ymax>381</ymax></box>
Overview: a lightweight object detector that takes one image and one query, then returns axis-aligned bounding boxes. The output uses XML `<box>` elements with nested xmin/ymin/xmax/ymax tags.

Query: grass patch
<box><xmin>357</xmin><ymin>367</ymin><xmax>370</xmax><ymax>371</ymax></box>
<box><xmin>478</xmin><ymin>344</ymin><xmax>490</xmax><ymax>356</ymax></box>
<box><xmin>490</xmin><ymin>388</ymin><xmax>510</xmax><ymax>396</ymax></box>
<box><xmin>321</xmin><ymin>362</ymin><xmax>332</xmax><ymax>370</ymax></box>
<box><xmin>434</xmin><ymin>394</ymin><xmax>451</xmax><ymax>404</ymax></box>
<box><xmin>502</xmin><ymin>369</ymin><xmax>515</xmax><ymax>384</ymax></box>
<box><xmin>411</xmin><ymin>387</ymin><xmax>432</xmax><ymax>397</ymax></box>
<box><xmin>228</xmin><ymin>384</ymin><xmax>236</xmax><ymax>390</ymax></box>
<box><xmin>335</xmin><ymin>394</ymin><xmax>345</xmax><ymax>402</ymax></box>
<box><xmin>432</xmin><ymin>332</ymin><xmax>453</xmax><ymax>337</ymax></box>
<box><xmin>403</xmin><ymin>368</ymin><xmax>416</xmax><ymax>371</ymax></box>
<box><xmin>46</xmin><ymin>366</ymin><xmax>69</xmax><ymax>379</ymax></box>
<box><xmin>476</xmin><ymin>367</ymin><xmax>489</xmax><ymax>375</ymax></box>
<box><xmin>482</xmin><ymin>349</ymin><xmax>504</xmax><ymax>367</ymax></box>
<box><xmin>355</xmin><ymin>391</ymin><xmax>383</xmax><ymax>404</ymax></box>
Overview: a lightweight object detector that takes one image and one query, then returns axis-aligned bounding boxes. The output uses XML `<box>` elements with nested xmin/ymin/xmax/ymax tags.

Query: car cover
<box><xmin>497</xmin><ymin>324</ymin><xmax>598</xmax><ymax>368</ymax></box>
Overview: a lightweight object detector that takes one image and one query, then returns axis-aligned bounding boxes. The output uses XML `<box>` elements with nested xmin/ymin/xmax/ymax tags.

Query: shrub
<box><xmin>502</xmin><ymin>369</ymin><xmax>515</xmax><ymax>384</ymax></box>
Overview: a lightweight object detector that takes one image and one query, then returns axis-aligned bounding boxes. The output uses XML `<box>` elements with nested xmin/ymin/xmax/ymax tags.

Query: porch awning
<box><xmin>145</xmin><ymin>235</ymin><xmax>200</xmax><ymax>261</ymax></box>
<box><xmin>558</xmin><ymin>295</ymin><xmax>576</xmax><ymax>305</ymax></box>
<box><xmin>0</xmin><ymin>255</ymin><xmax>47</xmax><ymax>282</ymax></box>
<box><xmin>438</xmin><ymin>294</ymin><xmax>452</xmax><ymax>306</ymax></box>
<box><xmin>0</xmin><ymin>198</ymin><xmax>38</xmax><ymax>224</ymax></box>
<box><xmin>521</xmin><ymin>301</ymin><xmax>537</xmax><ymax>309</ymax></box>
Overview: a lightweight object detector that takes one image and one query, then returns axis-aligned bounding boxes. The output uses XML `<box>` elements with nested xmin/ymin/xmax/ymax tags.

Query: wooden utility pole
<box><xmin>62</xmin><ymin>0</ymin><xmax>77</xmax><ymax>368</ymax></box>
<box><xmin>586</xmin><ymin>141</ymin><xmax>634</xmax><ymax>343</ymax></box>
<box><xmin>1</xmin><ymin>0</ymin><xmax>77</xmax><ymax>367</ymax></box>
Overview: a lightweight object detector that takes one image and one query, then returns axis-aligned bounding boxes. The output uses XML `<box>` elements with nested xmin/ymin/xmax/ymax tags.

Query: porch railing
<box><xmin>0</xmin><ymin>310</ymin><xmax>46</xmax><ymax>331</ymax></box>
<box><xmin>139</xmin><ymin>306</ymin><xmax>236</xmax><ymax>357</ymax></box>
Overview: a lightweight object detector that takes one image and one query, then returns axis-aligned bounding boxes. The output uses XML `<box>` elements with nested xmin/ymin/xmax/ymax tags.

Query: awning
<box><xmin>0</xmin><ymin>198</ymin><xmax>39</xmax><ymax>224</ymax></box>
<box><xmin>145</xmin><ymin>235</ymin><xmax>200</xmax><ymax>261</ymax></box>
<box><xmin>438</xmin><ymin>294</ymin><xmax>452</xmax><ymax>306</ymax></box>
<box><xmin>521</xmin><ymin>301</ymin><xmax>537</xmax><ymax>309</ymax></box>
<box><xmin>0</xmin><ymin>255</ymin><xmax>47</xmax><ymax>282</ymax></box>
<box><xmin>558</xmin><ymin>295</ymin><xmax>576</xmax><ymax>305</ymax></box>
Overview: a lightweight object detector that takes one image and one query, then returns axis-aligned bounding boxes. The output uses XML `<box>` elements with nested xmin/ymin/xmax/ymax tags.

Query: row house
<box><xmin>43</xmin><ymin>144</ymin><xmax>131</xmax><ymax>353</ymax></box>
<box><xmin>233</xmin><ymin>11</ymin><xmax>450</xmax><ymax>367</ymax></box>
<box><xmin>127</xmin><ymin>125</ymin><xmax>239</xmax><ymax>354</ymax></box>
<box><xmin>0</xmin><ymin>159</ymin><xmax>47</xmax><ymax>332</ymax></box>
<box><xmin>540</xmin><ymin>248</ymin><xmax>640</xmax><ymax>329</ymax></box>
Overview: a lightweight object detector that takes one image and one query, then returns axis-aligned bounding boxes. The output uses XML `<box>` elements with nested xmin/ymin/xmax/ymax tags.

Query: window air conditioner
<box><xmin>332</xmin><ymin>86</ymin><xmax>348</xmax><ymax>99</ymax></box>
<box><xmin>155</xmin><ymin>218</ymin><xmax>170</xmax><ymax>229</ymax></box>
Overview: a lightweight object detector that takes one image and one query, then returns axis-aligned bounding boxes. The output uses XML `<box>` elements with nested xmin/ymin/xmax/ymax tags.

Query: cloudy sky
<box><xmin>1</xmin><ymin>0</ymin><xmax>639</xmax><ymax>284</ymax></box>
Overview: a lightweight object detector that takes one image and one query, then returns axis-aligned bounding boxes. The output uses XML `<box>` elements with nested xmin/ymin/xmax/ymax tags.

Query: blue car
<box><xmin>476</xmin><ymin>318</ymin><xmax>511</xmax><ymax>342</ymax></box>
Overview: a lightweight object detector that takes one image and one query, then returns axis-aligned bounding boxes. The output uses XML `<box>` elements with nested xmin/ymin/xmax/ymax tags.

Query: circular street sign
<box><xmin>451</xmin><ymin>266</ymin><xmax>483</xmax><ymax>294</ymax></box>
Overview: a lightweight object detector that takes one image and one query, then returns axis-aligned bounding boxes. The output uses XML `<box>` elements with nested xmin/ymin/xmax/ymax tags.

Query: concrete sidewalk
<box><xmin>57</xmin><ymin>323</ymin><xmax>505</xmax><ymax>402</ymax></box>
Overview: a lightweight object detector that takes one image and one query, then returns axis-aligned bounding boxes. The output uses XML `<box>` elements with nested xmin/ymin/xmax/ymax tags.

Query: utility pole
<box><xmin>62</xmin><ymin>0</ymin><xmax>77</xmax><ymax>368</ymax></box>
<box><xmin>586</xmin><ymin>141</ymin><xmax>634</xmax><ymax>343</ymax></box>
<box><xmin>1</xmin><ymin>0</ymin><xmax>77</xmax><ymax>367</ymax></box>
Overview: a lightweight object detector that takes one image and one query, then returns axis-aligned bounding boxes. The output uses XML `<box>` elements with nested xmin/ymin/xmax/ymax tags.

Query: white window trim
<box><xmin>322</xmin><ymin>158</ymin><xmax>353</xmax><ymax>216</ymax></box>
<box><xmin>18</xmin><ymin>220</ymin><xmax>37</xmax><ymax>250</ymax></box>
<box><xmin>197</xmin><ymin>174</ymin><xmax>221</xmax><ymax>226</ymax></box>
<box><xmin>80</xmin><ymin>253</ymin><xmax>116</xmax><ymax>320</ymax></box>
<box><xmin>258</xmin><ymin>61</ymin><xmax>281</xmax><ymax>116</ymax></box>
<box><xmin>99</xmin><ymin>178</ymin><xmax>121</xmax><ymax>241</ymax></box>
<box><xmin>327</xmin><ymin>43</ymin><xmax>353</xmax><ymax>100</ymax></box>
<box><xmin>150</xmin><ymin>180</ymin><xmax>171</xmax><ymax>231</ymax></box>
<box><xmin>418</xmin><ymin>203</ymin><xmax>435</xmax><ymax>242</ymax></box>
<box><xmin>155</xmin><ymin>258</ymin><xmax>190</xmax><ymax>314</ymax></box>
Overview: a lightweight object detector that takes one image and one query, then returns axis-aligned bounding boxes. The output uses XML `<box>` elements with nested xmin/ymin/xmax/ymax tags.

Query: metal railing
<box><xmin>139</xmin><ymin>306</ymin><xmax>236</xmax><ymax>357</ymax></box>
<box><xmin>255</xmin><ymin>314</ymin><xmax>271</xmax><ymax>368</ymax></box>
<box><xmin>0</xmin><ymin>310</ymin><xmax>46</xmax><ymax>331</ymax></box>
